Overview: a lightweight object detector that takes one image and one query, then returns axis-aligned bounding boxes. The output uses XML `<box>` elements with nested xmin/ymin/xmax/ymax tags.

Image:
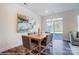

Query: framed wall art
<box><xmin>17</xmin><ymin>14</ymin><xmax>36</xmax><ymax>33</ymax></box>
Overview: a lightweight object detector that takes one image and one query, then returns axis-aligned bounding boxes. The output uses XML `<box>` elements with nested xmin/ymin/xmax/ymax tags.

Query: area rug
<box><xmin>53</xmin><ymin>40</ymin><xmax>63</xmax><ymax>55</ymax></box>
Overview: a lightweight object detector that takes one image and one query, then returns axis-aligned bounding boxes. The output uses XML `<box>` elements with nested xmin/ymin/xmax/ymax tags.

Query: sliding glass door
<box><xmin>47</xmin><ymin>18</ymin><xmax>63</xmax><ymax>33</ymax></box>
<box><xmin>46</xmin><ymin>18</ymin><xmax>63</xmax><ymax>40</ymax></box>
<box><xmin>53</xmin><ymin>20</ymin><xmax>63</xmax><ymax>34</ymax></box>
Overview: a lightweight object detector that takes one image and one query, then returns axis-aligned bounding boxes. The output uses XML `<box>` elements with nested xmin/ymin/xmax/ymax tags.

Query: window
<box><xmin>46</xmin><ymin>18</ymin><xmax>63</xmax><ymax>33</ymax></box>
<box><xmin>46</xmin><ymin>19</ymin><xmax>53</xmax><ymax>32</ymax></box>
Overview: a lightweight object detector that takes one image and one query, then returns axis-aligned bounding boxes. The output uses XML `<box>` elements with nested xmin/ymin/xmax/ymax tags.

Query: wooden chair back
<box><xmin>22</xmin><ymin>35</ymin><xmax>31</xmax><ymax>50</ymax></box>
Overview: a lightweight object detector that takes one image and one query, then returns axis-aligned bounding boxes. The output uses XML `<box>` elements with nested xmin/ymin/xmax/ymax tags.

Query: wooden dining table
<box><xmin>26</xmin><ymin>33</ymin><xmax>47</xmax><ymax>53</ymax></box>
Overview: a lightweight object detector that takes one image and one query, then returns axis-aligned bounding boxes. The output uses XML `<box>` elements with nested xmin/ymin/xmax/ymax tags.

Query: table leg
<box><xmin>38</xmin><ymin>40</ymin><xmax>41</xmax><ymax>54</ymax></box>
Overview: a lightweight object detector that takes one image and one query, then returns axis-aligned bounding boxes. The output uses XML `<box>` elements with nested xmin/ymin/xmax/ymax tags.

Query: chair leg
<box><xmin>50</xmin><ymin>41</ymin><xmax>52</xmax><ymax>44</ymax></box>
<box><xmin>29</xmin><ymin>51</ymin><xmax>32</xmax><ymax>55</ymax></box>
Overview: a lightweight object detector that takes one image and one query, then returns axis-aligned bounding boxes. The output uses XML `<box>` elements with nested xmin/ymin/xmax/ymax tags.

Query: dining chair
<box><xmin>42</xmin><ymin>35</ymin><xmax>50</xmax><ymax>45</ymax></box>
<box><xmin>22</xmin><ymin>35</ymin><xmax>38</xmax><ymax>55</ymax></box>
<box><xmin>41</xmin><ymin>34</ymin><xmax>53</xmax><ymax>54</ymax></box>
<box><xmin>41</xmin><ymin>33</ymin><xmax>53</xmax><ymax>46</ymax></box>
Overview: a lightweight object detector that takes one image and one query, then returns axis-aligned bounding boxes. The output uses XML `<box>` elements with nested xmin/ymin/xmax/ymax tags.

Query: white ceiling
<box><xmin>19</xmin><ymin>3</ymin><xmax>79</xmax><ymax>16</ymax></box>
